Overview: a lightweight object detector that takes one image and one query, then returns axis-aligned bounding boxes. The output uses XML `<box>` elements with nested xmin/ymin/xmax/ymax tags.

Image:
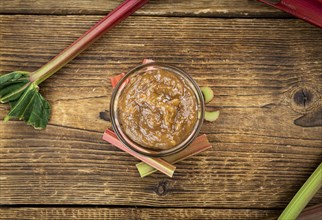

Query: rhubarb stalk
<box><xmin>0</xmin><ymin>0</ymin><xmax>148</xmax><ymax>129</ymax></box>
<box><xmin>103</xmin><ymin>129</ymin><xmax>176</xmax><ymax>177</ymax></box>
<box><xmin>136</xmin><ymin>135</ymin><xmax>211</xmax><ymax>177</ymax></box>
<box><xmin>200</xmin><ymin>86</ymin><xmax>214</xmax><ymax>104</ymax></box>
<box><xmin>278</xmin><ymin>162</ymin><xmax>322</xmax><ymax>220</ymax></box>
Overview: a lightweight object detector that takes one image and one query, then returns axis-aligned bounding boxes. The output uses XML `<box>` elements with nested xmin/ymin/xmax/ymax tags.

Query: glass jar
<box><xmin>110</xmin><ymin>62</ymin><xmax>204</xmax><ymax>157</ymax></box>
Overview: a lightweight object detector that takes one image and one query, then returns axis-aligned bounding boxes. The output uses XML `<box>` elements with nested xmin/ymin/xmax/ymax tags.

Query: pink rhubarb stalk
<box><xmin>103</xmin><ymin>129</ymin><xmax>176</xmax><ymax>177</ymax></box>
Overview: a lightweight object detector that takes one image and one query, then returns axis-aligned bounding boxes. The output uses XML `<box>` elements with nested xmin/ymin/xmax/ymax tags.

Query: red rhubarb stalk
<box><xmin>30</xmin><ymin>0</ymin><xmax>148</xmax><ymax>85</ymax></box>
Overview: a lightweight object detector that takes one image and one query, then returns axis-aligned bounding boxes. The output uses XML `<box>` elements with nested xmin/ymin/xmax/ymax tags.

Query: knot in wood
<box><xmin>99</xmin><ymin>110</ymin><xmax>110</xmax><ymax>121</ymax></box>
<box><xmin>154</xmin><ymin>180</ymin><xmax>169</xmax><ymax>196</ymax></box>
<box><xmin>289</xmin><ymin>86</ymin><xmax>320</xmax><ymax>114</ymax></box>
<box><xmin>293</xmin><ymin>88</ymin><xmax>314</xmax><ymax>108</ymax></box>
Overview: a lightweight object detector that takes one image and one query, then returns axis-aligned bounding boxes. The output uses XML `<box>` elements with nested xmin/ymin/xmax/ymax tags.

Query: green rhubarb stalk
<box><xmin>278</xmin><ymin>162</ymin><xmax>322</xmax><ymax>220</ymax></box>
<box><xmin>200</xmin><ymin>86</ymin><xmax>220</xmax><ymax>122</ymax></box>
<box><xmin>0</xmin><ymin>0</ymin><xmax>148</xmax><ymax>129</ymax></box>
<box><xmin>200</xmin><ymin>86</ymin><xmax>214</xmax><ymax>103</ymax></box>
<box><xmin>204</xmin><ymin>111</ymin><xmax>220</xmax><ymax>122</ymax></box>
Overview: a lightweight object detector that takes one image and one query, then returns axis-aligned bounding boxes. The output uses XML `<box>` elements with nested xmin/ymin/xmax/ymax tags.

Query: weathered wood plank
<box><xmin>0</xmin><ymin>207</ymin><xmax>280</xmax><ymax>220</ymax></box>
<box><xmin>1</xmin><ymin>122</ymin><xmax>321</xmax><ymax>206</ymax></box>
<box><xmin>0</xmin><ymin>0</ymin><xmax>288</xmax><ymax>17</ymax></box>
<box><xmin>1</xmin><ymin>15</ymin><xmax>321</xmax><ymax>133</ymax></box>
<box><xmin>0</xmin><ymin>15</ymin><xmax>321</xmax><ymax>207</ymax></box>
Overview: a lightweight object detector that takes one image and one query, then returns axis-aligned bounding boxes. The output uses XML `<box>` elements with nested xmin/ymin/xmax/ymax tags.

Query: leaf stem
<box><xmin>30</xmin><ymin>0</ymin><xmax>149</xmax><ymax>85</ymax></box>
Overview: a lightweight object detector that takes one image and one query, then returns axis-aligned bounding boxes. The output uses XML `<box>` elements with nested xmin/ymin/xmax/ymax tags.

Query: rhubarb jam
<box><xmin>118</xmin><ymin>68</ymin><xmax>198</xmax><ymax>150</ymax></box>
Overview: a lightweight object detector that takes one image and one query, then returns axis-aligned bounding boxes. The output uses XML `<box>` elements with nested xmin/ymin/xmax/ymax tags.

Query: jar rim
<box><xmin>110</xmin><ymin>62</ymin><xmax>205</xmax><ymax>157</ymax></box>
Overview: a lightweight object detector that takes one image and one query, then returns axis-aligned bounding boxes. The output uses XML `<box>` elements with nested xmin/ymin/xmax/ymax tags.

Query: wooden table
<box><xmin>1</xmin><ymin>1</ymin><xmax>321</xmax><ymax>219</ymax></box>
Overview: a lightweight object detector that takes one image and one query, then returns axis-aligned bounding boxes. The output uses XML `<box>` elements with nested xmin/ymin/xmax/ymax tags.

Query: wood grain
<box><xmin>0</xmin><ymin>0</ymin><xmax>288</xmax><ymax>17</ymax></box>
<box><xmin>0</xmin><ymin>207</ymin><xmax>280</xmax><ymax>220</ymax></box>
<box><xmin>0</xmin><ymin>15</ymin><xmax>321</xmax><ymax>209</ymax></box>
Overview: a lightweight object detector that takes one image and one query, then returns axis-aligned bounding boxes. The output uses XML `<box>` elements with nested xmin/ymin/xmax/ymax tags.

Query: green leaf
<box><xmin>4</xmin><ymin>83</ymin><xmax>51</xmax><ymax>129</ymax></box>
<box><xmin>1</xmin><ymin>71</ymin><xmax>51</xmax><ymax>129</ymax></box>
<box><xmin>0</xmin><ymin>71</ymin><xmax>30</xmax><ymax>87</ymax></box>
<box><xmin>0</xmin><ymin>71</ymin><xmax>31</xmax><ymax>103</ymax></box>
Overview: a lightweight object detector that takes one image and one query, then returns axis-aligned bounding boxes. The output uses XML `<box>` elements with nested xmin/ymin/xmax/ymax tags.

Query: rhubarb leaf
<box><xmin>0</xmin><ymin>71</ymin><xmax>29</xmax><ymax>87</ymax></box>
<box><xmin>3</xmin><ymin>82</ymin><xmax>51</xmax><ymax>129</ymax></box>
<box><xmin>0</xmin><ymin>71</ymin><xmax>31</xmax><ymax>103</ymax></box>
<box><xmin>1</xmin><ymin>71</ymin><xmax>51</xmax><ymax>129</ymax></box>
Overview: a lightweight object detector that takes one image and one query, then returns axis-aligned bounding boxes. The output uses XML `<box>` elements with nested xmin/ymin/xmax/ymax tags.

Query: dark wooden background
<box><xmin>1</xmin><ymin>1</ymin><xmax>321</xmax><ymax>219</ymax></box>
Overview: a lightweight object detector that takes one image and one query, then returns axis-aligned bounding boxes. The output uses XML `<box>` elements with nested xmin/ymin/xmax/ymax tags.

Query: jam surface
<box><xmin>118</xmin><ymin>68</ymin><xmax>197</xmax><ymax>150</ymax></box>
